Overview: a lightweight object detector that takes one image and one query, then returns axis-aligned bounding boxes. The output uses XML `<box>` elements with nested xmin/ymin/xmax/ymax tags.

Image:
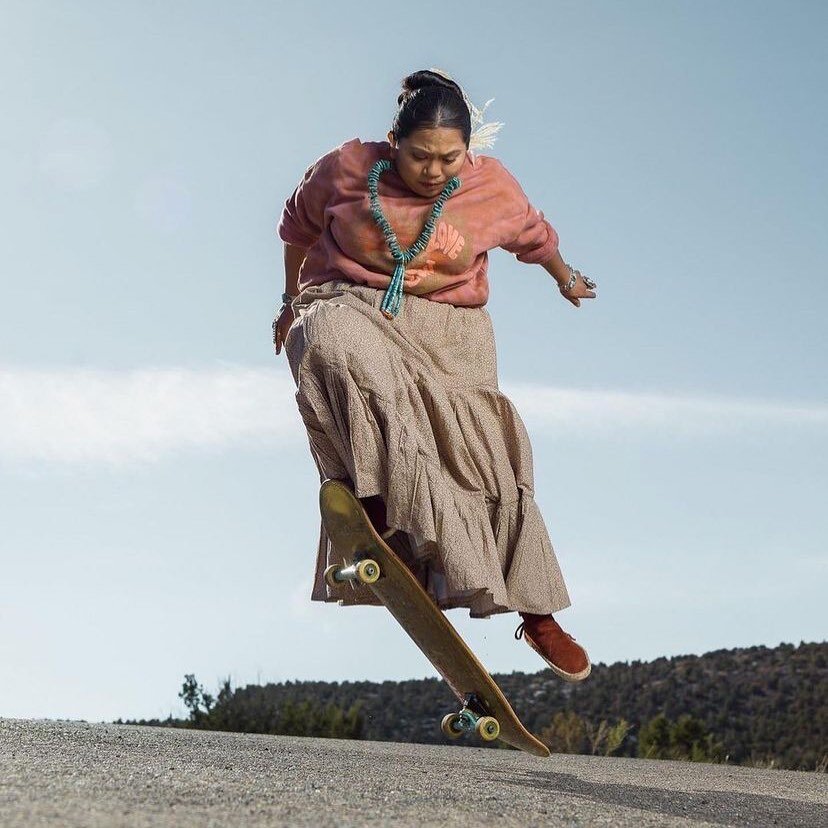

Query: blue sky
<box><xmin>1</xmin><ymin>1</ymin><xmax>825</xmax><ymax>723</ymax></box>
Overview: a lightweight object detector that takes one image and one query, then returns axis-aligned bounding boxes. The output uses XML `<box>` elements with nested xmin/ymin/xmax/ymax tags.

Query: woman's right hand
<box><xmin>272</xmin><ymin>304</ymin><xmax>295</xmax><ymax>356</ymax></box>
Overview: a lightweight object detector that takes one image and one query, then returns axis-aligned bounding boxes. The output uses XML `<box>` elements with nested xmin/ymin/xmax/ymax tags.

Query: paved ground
<box><xmin>1</xmin><ymin>719</ymin><xmax>825</xmax><ymax>827</ymax></box>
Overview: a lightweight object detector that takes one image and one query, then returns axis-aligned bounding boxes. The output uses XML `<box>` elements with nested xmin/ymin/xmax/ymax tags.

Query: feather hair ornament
<box><xmin>429</xmin><ymin>67</ymin><xmax>504</xmax><ymax>150</ymax></box>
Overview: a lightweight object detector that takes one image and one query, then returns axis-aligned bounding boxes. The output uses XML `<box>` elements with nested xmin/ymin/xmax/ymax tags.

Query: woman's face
<box><xmin>387</xmin><ymin>126</ymin><xmax>468</xmax><ymax>198</ymax></box>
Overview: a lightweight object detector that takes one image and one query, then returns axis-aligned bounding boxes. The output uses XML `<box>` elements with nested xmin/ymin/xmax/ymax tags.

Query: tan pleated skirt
<box><xmin>283</xmin><ymin>279</ymin><xmax>571</xmax><ymax>619</ymax></box>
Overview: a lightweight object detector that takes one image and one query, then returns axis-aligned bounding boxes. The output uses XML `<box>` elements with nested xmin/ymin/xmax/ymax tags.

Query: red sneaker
<box><xmin>515</xmin><ymin>613</ymin><xmax>592</xmax><ymax>682</ymax></box>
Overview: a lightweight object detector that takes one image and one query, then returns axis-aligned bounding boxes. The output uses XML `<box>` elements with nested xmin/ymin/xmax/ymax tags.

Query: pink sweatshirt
<box><xmin>277</xmin><ymin>137</ymin><xmax>559</xmax><ymax>307</ymax></box>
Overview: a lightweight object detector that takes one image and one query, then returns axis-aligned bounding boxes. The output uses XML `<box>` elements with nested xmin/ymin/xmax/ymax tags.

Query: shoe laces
<box><xmin>515</xmin><ymin>616</ymin><xmax>577</xmax><ymax>643</ymax></box>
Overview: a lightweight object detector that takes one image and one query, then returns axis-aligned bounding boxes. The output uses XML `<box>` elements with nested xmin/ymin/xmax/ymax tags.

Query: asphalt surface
<box><xmin>1</xmin><ymin>718</ymin><xmax>825</xmax><ymax>827</ymax></box>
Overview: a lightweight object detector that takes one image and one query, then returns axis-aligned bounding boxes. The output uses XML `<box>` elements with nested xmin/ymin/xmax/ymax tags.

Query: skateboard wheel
<box><xmin>476</xmin><ymin>716</ymin><xmax>500</xmax><ymax>742</ymax></box>
<box><xmin>355</xmin><ymin>559</ymin><xmax>380</xmax><ymax>584</ymax></box>
<box><xmin>441</xmin><ymin>713</ymin><xmax>464</xmax><ymax>739</ymax></box>
<box><xmin>323</xmin><ymin>564</ymin><xmax>342</xmax><ymax>588</ymax></box>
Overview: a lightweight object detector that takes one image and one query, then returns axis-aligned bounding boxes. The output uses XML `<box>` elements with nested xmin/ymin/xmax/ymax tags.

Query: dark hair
<box><xmin>390</xmin><ymin>70</ymin><xmax>471</xmax><ymax>147</ymax></box>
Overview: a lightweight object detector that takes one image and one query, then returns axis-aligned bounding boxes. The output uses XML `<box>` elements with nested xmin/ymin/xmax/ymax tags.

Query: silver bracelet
<box><xmin>277</xmin><ymin>291</ymin><xmax>296</xmax><ymax>314</ymax></box>
<box><xmin>559</xmin><ymin>263</ymin><xmax>578</xmax><ymax>293</ymax></box>
<box><xmin>559</xmin><ymin>263</ymin><xmax>597</xmax><ymax>293</ymax></box>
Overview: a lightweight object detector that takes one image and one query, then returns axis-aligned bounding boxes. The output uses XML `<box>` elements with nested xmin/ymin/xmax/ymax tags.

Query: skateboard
<box><xmin>318</xmin><ymin>478</ymin><xmax>550</xmax><ymax>758</ymax></box>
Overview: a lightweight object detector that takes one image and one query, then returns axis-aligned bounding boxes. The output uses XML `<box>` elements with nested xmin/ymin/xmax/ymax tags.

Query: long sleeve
<box><xmin>495</xmin><ymin>161</ymin><xmax>560</xmax><ymax>265</ymax></box>
<box><xmin>277</xmin><ymin>146</ymin><xmax>341</xmax><ymax>249</ymax></box>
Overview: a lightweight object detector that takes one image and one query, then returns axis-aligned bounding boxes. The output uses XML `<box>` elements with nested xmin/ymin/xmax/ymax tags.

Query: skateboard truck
<box><xmin>440</xmin><ymin>693</ymin><xmax>501</xmax><ymax>743</ymax></box>
<box><xmin>324</xmin><ymin>556</ymin><xmax>381</xmax><ymax>589</ymax></box>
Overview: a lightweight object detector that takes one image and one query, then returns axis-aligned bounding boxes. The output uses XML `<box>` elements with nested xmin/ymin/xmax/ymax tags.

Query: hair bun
<box><xmin>397</xmin><ymin>69</ymin><xmax>464</xmax><ymax>106</ymax></box>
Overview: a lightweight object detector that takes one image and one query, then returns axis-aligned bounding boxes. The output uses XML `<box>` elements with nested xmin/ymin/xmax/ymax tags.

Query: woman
<box><xmin>273</xmin><ymin>69</ymin><xmax>597</xmax><ymax>682</ymax></box>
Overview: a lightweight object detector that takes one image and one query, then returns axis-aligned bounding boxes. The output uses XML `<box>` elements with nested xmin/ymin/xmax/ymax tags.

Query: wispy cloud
<box><xmin>507</xmin><ymin>382</ymin><xmax>828</xmax><ymax>437</ymax></box>
<box><xmin>0</xmin><ymin>366</ymin><xmax>825</xmax><ymax>466</ymax></box>
<box><xmin>0</xmin><ymin>366</ymin><xmax>302</xmax><ymax>465</ymax></box>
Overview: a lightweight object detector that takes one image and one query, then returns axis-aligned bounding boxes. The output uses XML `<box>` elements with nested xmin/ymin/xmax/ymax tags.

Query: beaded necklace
<box><xmin>367</xmin><ymin>158</ymin><xmax>461</xmax><ymax>319</ymax></box>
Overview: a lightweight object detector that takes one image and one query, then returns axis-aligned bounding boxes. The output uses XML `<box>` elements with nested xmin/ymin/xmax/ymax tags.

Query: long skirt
<box><xmin>283</xmin><ymin>278</ymin><xmax>571</xmax><ymax>619</ymax></box>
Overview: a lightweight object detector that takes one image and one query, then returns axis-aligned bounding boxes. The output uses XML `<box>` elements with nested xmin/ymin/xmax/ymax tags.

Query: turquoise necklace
<box><xmin>367</xmin><ymin>158</ymin><xmax>461</xmax><ymax>319</ymax></box>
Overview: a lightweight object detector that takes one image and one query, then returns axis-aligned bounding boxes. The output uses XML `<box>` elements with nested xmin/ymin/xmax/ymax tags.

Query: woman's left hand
<box><xmin>560</xmin><ymin>270</ymin><xmax>597</xmax><ymax>308</ymax></box>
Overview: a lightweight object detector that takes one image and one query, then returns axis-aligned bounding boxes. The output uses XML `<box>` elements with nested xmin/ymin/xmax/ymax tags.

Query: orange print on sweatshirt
<box><xmin>429</xmin><ymin>219</ymin><xmax>466</xmax><ymax>260</ymax></box>
<box><xmin>402</xmin><ymin>219</ymin><xmax>471</xmax><ymax>290</ymax></box>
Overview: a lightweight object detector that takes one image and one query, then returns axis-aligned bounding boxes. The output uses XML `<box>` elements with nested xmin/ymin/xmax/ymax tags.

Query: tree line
<box><xmin>117</xmin><ymin>640</ymin><xmax>826</xmax><ymax>771</ymax></box>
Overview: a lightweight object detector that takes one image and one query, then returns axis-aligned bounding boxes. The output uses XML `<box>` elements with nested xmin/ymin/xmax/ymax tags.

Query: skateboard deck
<box><xmin>319</xmin><ymin>478</ymin><xmax>550</xmax><ymax>758</ymax></box>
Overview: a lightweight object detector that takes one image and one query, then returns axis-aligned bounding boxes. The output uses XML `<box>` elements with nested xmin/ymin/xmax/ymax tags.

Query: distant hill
<box><xmin>123</xmin><ymin>640</ymin><xmax>826</xmax><ymax>771</ymax></box>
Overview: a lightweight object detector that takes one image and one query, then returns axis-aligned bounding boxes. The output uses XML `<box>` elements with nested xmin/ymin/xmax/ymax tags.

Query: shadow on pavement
<box><xmin>486</xmin><ymin>768</ymin><xmax>827</xmax><ymax>828</ymax></box>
